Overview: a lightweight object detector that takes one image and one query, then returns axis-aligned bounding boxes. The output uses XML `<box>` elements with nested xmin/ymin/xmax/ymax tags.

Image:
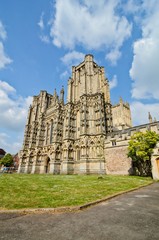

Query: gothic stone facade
<box><xmin>112</xmin><ymin>97</ymin><xmax>132</xmax><ymax>130</ymax></box>
<box><xmin>18</xmin><ymin>54</ymin><xmax>159</xmax><ymax>178</ymax></box>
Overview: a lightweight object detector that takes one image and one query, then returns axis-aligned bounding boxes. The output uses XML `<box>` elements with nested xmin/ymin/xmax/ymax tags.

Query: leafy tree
<box><xmin>128</xmin><ymin>131</ymin><xmax>159</xmax><ymax>176</ymax></box>
<box><xmin>0</xmin><ymin>153</ymin><xmax>13</xmax><ymax>167</ymax></box>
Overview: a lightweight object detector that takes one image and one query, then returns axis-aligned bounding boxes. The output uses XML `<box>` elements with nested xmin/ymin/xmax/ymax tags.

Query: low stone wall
<box><xmin>105</xmin><ymin>145</ymin><xmax>132</xmax><ymax>175</ymax></box>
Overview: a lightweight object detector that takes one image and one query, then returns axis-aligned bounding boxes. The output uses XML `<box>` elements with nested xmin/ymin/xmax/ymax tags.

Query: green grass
<box><xmin>0</xmin><ymin>174</ymin><xmax>153</xmax><ymax>210</ymax></box>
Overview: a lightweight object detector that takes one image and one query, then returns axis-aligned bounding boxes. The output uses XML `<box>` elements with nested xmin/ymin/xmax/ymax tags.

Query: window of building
<box><xmin>112</xmin><ymin>140</ymin><xmax>116</xmax><ymax>146</ymax></box>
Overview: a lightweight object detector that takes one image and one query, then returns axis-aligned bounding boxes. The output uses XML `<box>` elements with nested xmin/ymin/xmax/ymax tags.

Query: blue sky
<box><xmin>0</xmin><ymin>0</ymin><xmax>159</xmax><ymax>153</ymax></box>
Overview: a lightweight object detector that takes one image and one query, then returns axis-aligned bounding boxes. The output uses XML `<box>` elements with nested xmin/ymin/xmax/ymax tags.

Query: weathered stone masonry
<box><xmin>18</xmin><ymin>54</ymin><xmax>159</xmax><ymax>179</ymax></box>
<box><xmin>105</xmin><ymin>122</ymin><xmax>159</xmax><ymax>178</ymax></box>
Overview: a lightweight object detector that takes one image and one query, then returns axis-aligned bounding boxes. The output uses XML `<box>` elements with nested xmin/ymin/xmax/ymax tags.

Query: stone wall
<box><xmin>105</xmin><ymin>145</ymin><xmax>132</xmax><ymax>175</ymax></box>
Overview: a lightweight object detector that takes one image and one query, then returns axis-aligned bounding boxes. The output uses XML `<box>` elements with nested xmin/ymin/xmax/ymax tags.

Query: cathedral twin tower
<box><xmin>18</xmin><ymin>54</ymin><xmax>130</xmax><ymax>174</ymax></box>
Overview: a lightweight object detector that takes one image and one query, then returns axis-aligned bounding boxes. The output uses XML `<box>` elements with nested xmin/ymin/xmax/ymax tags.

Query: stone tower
<box><xmin>112</xmin><ymin>97</ymin><xmax>132</xmax><ymax>130</ymax></box>
<box><xmin>18</xmin><ymin>54</ymin><xmax>113</xmax><ymax>174</ymax></box>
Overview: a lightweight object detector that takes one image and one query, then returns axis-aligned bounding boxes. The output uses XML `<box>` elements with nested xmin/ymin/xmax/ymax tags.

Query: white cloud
<box><xmin>0</xmin><ymin>81</ymin><xmax>32</xmax><ymax>153</ymax></box>
<box><xmin>130</xmin><ymin>38</ymin><xmax>159</xmax><ymax>99</ymax></box>
<box><xmin>130</xmin><ymin>0</ymin><xmax>159</xmax><ymax>100</ymax></box>
<box><xmin>38</xmin><ymin>12</ymin><xmax>45</xmax><ymax>30</ymax></box>
<box><xmin>0</xmin><ymin>20</ymin><xmax>7</xmax><ymax>40</ymax></box>
<box><xmin>60</xmin><ymin>70</ymin><xmax>69</xmax><ymax>79</ymax></box>
<box><xmin>0</xmin><ymin>80</ymin><xmax>32</xmax><ymax>131</ymax></box>
<box><xmin>130</xmin><ymin>101</ymin><xmax>159</xmax><ymax>126</ymax></box>
<box><xmin>0</xmin><ymin>80</ymin><xmax>15</xmax><ymax>93</ymax></box>
<box><xmin>0</xmin><ymin>132</ymin><xmax>23</xmax><ymax>154</ymax></box>
<box><xmin>40</xmin><ymin>35</ymin><xmax>50</xmax><ymax>44</ymax></box>
<box><xmin>50</xmin><ymin>0</ymin><xmax>132</xmax><ymax>55</ymax></box>
<box><xmin>109</xmin><ymin>75</ymin><xmax>118</xmax><ymax>89</ymax></box>
<box><xmin>0</xmin><ymin>21</ymin><xmax>12</xmax><ymax>69</ymax></box>
<box><xmin>38</xmin><ymin>13</ymin><xmax>51</xmax><ymax>44</ymax></box>
<box><xmin>0</xmin><ymin>42</ymin><xmax>12</xmax><ymax>69</ymax></box>
<box><xmin>106</xmin><ymin>49</ymin><xmax>121</xmax><ymax>65</ymax></box>
<box><xmin>61</xmin><ymin>51</ymin><xmax>85</xmax><ymax>67</ymax></box>
<box><xmin>122</xmin><ymin>0</ymin><xmax>140</xmax><ymax>14</ymax></box>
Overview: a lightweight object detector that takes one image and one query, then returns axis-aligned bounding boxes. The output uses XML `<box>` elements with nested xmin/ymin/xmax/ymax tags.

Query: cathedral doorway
<box><xmin>45</xmin><ymin>157</ymin><xmax>50</xmax><ymax>173</ymax></box>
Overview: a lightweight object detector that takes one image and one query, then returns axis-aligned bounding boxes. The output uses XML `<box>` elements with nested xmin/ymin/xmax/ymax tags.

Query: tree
<box><xmin>0</xmin><ymin>153</ymin><xmax>13</xmax><ymax>167</ymax></box>
<box><xmin>128</xmin><ymin>131</ymin><xmax>159</xmax><ymax>176</ymax></box>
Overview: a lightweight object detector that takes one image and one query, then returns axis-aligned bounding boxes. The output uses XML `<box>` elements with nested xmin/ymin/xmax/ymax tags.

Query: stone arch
<box><xmin>18</xmin><ymin>153</ymin><xmax>28</xmax><ymax>173</ymax></box>
<box><xmin>36</xmin><ymin>150</ymin><xmax>42</xmax><ymax>165</ymax></box>
<box><xmin>50</xmin><ymin>119</ymin><xmax>54</xmax><ymax>144</ymax></box>
<box><xmin>44</xmin><ymin>156</ymin><xmax>50</xmax><ymax>173</ymax></box>
<box><xmin>55</xmin><ymin>146</ymin><xmax>60</xmax><ymax>160</ymax></box>
<box><xmin>21</xmin><ymin>153</ymin><xmax>27</xmax><ymax>164</ymax></box>
<box><xmin>19</xmin><ymin>153</ymin><xmax>28</xmax><ymax>173</ymax></box>
<box><xmin>96</xmin><ymin>140</ymin><xmax>103</xmax><ymax>157</ymax></box>
<box><xmin>29</xmin><ymin>150</ymin><xmax>34</xmax><ymax>156</ymax></box>
<box><xmin>29</xmin><ymin>152</ymin><xmax>34</xmax><ymax>162</ymax></box>
<box><xmin>81</xmin><ymin>141</ymin><xmax>85</xmax><ymax>146</ymax></box>
<box><xmin>27</xmin><ymin>152</ymin><xmax>34</xmax><ymax>174</ymax></box>
<box><xmin>80</xmin><ymin>141</ymin><xmax>86</xmax><ymax>156</ymax></box>
<box><xmin>68</xmin><ymin>144</ymin><xmax>73</xmax><ymax>159</ymax></box>
<box><xmin>62</xmin><ymin>144</ymin><xmax>67</xmax><ymax>160</ymax></box>
<box><xmin>37</xmin><ymin>150</ymin><xmax>42</xmax><ymax>155</ymax></box>
<box><xmin>89</xmin><ymin>140</ymin><xmax>95</xmax><ymax>158</ymax></box>
<box><xmin>75</xmin><ymin>145</ymin><xmax>80</xmax><ymax>161</ymax></box>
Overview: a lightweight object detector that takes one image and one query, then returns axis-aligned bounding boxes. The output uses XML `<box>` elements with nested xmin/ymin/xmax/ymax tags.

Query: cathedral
<box><xmin>18</xmin><ymin>54</ymin><xmax>159</xmax><ymax>179</ymax></box>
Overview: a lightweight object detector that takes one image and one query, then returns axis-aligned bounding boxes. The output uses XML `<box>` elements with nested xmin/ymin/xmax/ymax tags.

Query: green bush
<box><xmin>0</xmin><ymin>153</ymin><xmax>13</xmax><ymax>167</ymax></box>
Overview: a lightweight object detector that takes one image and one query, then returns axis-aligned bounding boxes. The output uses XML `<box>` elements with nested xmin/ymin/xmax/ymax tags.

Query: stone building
<box><xmin>112</xmin><ymin>97</ymin><xmax>132</xmax><ymax>130</ymax></box>
<box><xmin>105</xmin><ymin>121</ymin><xmax>159</xmax><ymax>179</ymax></box>
<box><xmin>18</xmin><ymin>54</ymin><xmax>159</xmax><ymax>179</ymax></box>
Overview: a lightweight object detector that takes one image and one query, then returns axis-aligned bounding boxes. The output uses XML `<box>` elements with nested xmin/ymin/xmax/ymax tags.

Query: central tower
<box><xmin>62</xmin><ymin>54</ymin><xmax>113</xmax><ymax>174</ymax></box>
<box><xmin>67</xmin><ymin>54</ymin><xmax>111</xmax><ymax>103</ymax></box>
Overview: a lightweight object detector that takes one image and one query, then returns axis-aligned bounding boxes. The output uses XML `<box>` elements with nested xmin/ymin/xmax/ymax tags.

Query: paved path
<box><xmin>0</xmin><ymin>182</ymin><xmax>159</xmax><ymax>240</ymax></box>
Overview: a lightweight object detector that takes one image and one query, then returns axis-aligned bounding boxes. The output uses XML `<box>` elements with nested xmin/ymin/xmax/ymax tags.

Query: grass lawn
<box><xmin>0</xmin><ymin>174</ymin><xmax>153</xmax><ymax>210</ymax></box>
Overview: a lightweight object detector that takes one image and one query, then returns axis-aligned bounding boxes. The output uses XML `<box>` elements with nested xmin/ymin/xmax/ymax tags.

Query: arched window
<box><xmin>45</xmin><ymin>157</ymin><xmax>50</xmax><ymax>173</ymax></box>
<box><xmin>50</xmin><ymin>120</ymin><xmax>54</xmax><ymax>144</ymax></box>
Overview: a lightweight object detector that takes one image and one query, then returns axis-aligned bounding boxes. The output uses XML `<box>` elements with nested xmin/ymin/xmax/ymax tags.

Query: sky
<box><xmin>0</xmin><ymin>0</ymin><xmax>159</xmax><ymax>154</ymax></box>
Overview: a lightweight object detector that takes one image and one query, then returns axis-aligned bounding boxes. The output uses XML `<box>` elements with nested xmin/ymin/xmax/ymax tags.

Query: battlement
<box><xmin>112</xmin><ymin>97</ymin><xmax>132</xmax><ymax>130</ymax></box>
<box><xmin>106</xmin><ymin>121</ymin><xmax>159</xmax><ymax>148</ymax></box>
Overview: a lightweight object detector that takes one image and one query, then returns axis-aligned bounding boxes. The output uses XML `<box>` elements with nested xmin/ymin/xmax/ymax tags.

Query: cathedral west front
<box><xmin>18</xmin><ymin>54</ymin><xmax>159</xmax><ymax>178</ymax></box>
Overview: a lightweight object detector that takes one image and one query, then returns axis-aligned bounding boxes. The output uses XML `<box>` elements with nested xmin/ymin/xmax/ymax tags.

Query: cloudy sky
<box><xmin>0</xmin><ymin>0</ymin><xmax>159</xmax><ymax>153</ymax></box>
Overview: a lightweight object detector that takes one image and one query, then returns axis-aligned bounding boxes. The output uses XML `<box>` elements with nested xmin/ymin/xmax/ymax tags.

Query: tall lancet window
<box><xmin>35</xmin><ymin>104</ymin><xmax>39</xmax><ymax>120</ymax></box>
<box><xmin>45</xmin><ymin>123</ymin><xmax>49</xmax><ymax>145</ymax></box>
<box><xmin>28</xmin><ymin>106</ymin><xmax>32</xmax><ymax>125</ymax></box>
<box><xmin>50</xmin><ymin>120</ymin><xmax>54</xmax><ymax>144</ymax></box>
